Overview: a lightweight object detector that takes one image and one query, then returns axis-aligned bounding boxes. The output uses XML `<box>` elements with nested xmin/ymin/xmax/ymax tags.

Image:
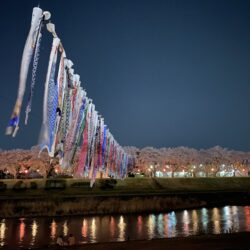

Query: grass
<box><xmin>0</xmin><ymin>177</ymin><xmax>250</xmax><ymax>217</ymax></box>
<box><xmin>0</xmin><ymin>177</ymin><xmax>250</xmax><ymax>200</ymax></box>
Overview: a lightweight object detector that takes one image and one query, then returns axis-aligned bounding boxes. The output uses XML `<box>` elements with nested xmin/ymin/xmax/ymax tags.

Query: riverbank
<box><xmin>0</xmin><ymin>177</ymin><xmax>250</xmax><ymax>217</ymax></box>
<box><xmin>2</xmin><ymin>232</ymin><xmax>249</xmax><ymax>250</ymax></box>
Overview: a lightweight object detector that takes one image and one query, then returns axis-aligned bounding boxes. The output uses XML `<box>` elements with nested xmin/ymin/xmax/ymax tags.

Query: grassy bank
<box><xmin>0</xmin><ymin>177</ymin><xmax>249</xmax><ymax>217</ymax></box>
<box><xmin>1</xmin><ymin>177</ymin><xmax>250</xmax><ymax>194</ymax></box>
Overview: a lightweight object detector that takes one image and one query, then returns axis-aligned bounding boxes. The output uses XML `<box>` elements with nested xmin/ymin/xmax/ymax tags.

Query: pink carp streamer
<box><xmin>7</xmin><ymin>7</ymin><xmax>130</xmax><ymax>186</ymax></box>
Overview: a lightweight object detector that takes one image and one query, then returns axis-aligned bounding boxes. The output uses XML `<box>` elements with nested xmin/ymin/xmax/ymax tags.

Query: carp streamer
<box><xmin>6</xmin><ymin>7</ymin><xmax>130</xmax><ymax>185</ymax></box>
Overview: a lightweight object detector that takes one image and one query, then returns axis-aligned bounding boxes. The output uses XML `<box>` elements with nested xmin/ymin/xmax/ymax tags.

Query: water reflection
<box><xmin>19</xmin><ymin>218</ymin><xmax>25</xmax><ymax>244</ymax></box>
<box><xmin>1</xmin><ymin>206</ymin><xmax>250</xmax><ymax>249</ymax></box>
<box><xmin>223</xmin><ymin>206</ymin><xmax>231</xmax><ymax>231</ymax></box>
<box><xmin>157</xmin><ymin>214</ymin><xmax>164</xmax><ymax>237</ymax></box>
<box><xmin>192</xmin><ymin>210</ymin><xmax>198</xmax><ymax>234</ymax></box>
<box><xmin>50</xmin><ymin>220</ymin><xmax>57</xmax><ymax>240</ymax></box>
<box><xmin>201</xmin><ymin>208</ymin><xmax>208</xmax><ymax>232</ymax></box>
<box><xmin>110</xmin><ymin>216</ymin><xmax>115</xmax><ymax>238</ymax></box>
<box><xmin>163</xmin><ymin>214</ymin><xmax>168</xmax><ymax>237</ymax></box>
<box><xmin>90</xmin><ymin>218</ymin><xmax>96</xmax><ymax>242</ymax></box>
<box><xmin>81</xmin><ymin>219</ymin><xmax>87</xmax><ymax>239</ymax></box>
<box><xmin>182</xmin><ymin>210</ymin><xmax>190</xmax><ymax>236</ymax></box>
<box><xmin>147</xmin><ymin>214</ymin><xmax>155</xmax><ymax>239</ymax></box>
<box><xmin>212</xmin><ymin>208</ymin><xmax>221</xmax><ymax>234</ymax></box>
<box><xmin>30</xmin><ymin>220</ymin><xmax>38</xmax><ymax>246</ymax></box>
<box><xmin>244</xmin><ymin>206</ymin><xmax>250</xmax><ymax>231</ymax></box>
<box><xmin>232</xmin><ymin>206</ymin><xmax>239</xmax><ymax>232</ymax></box>
<box><xmin>168</xmin><ymin>211</ymin><xmax>177</xmax><ymax>237</ymax></box>
<box><xmin>63</xmin><ymin>220</ymin><xmax>68</xmax><ymax>236</ymax></box>
<box><xmin>118</xmin><ymin>216</ymin><xmax>126</xmax><ymax>241</ymax></box>
<box><xmin>0</xmin><ymin>219</ymin><xmax>6</xmax><ymax>246</ymax></box>
<box><xmin>137</xmin><ymin>215</ymin><xmax>142</xmax><ymax>236</ymax></box>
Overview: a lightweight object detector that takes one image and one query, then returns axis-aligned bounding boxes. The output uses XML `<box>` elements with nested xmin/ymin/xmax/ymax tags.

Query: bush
<box><xmin>45</xmin><ymin>179</ymin><xmax>66</xmax><ymax>190</ymax></box>
<box><xmin>13</xmin><ymin>181</ymin><xmax>27</xmax><ymax>191</ymax></box>
<box><xmin>71</xmin><ymin>182</ymin><xmax>90</xmax><ymax>188</ymax></box>
<box><xmin>0</xmin><ymin>182</ymin><xmax>7</xmax><ymax>191</ymax></box>
<box><xmin>30</xmin><ymin>181</ymin><xmax>38</xmax><ymax>189</ymax></box>
<box><xmin>99</xmin><ymin>179</ymin><xmax>117</xmax><ymax>190</ymax></box>
<box><xmin>128</xmin><ymin>172</ymin><xmax>135</xmax><ymax>177</ymax></box>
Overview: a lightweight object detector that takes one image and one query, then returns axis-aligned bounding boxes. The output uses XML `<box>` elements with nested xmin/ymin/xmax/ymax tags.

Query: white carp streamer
<box><xmin>6</xmin><ymin>7</ymin><xmax>44</xmax><ymax>137</ymax></box>
<box><xmin>7</xmin><ymin>7</ymin><xmax>130</xmax><ymax>185</ymax></box>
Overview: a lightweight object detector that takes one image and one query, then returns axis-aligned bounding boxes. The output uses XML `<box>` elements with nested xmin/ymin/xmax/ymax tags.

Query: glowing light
<box><xmin>110</xmin><ymin>216</ymin><xmax>115</xmax><ymax>238</ymax></box>
<box><xmin>201</xmin><ymin>208</ymin><xmax>208</xmax><ymax>232</ymax></box>
<box><xmin>148</xmin><ymin>215</ymin><xmax>156</xmax><ymax>239</ymax></box>
<box><xmin>19</xmin><ymin>219</ymin><xmax>25</xmax><ymax>243</ymax></box>
<box><xmin>63</xmin><ymin>221</ymin><xmax>68</xmax><ymax>236</ymax></box>
<box><xmin>0</xmin><ymin>219</ymin><xmax>6</xmax><ymax>246</ymax></box>
<box><xmin>31</xmin><ymin>220</ymin><xmax>38</xmax><ymax>238</ymax></box>
<box><xmin>244</xmin><ymin>206</ymin><xmax>250</xmax><ymax>231</ymax></box>
<box><xmin>182</xmin><ymin>210</ymin><xmax>190</xmax><ymax>236</ymax></box>
<box><xmin>118</xmin><ymin>215</ymin><xmax>126</xmax><ymax>241</ymax></box>
<box><xmin>192</xmin><ymin>210</ymin><xmax>198</xmax><ymax>234</ymax></box>
<box><xmin>24</xmin><ymin>169</ymin><xmax>28</xmax><ymax>174</ymax></box>
<box><xmin>30</xmin><ymin>220</ymin><xmax>38</xmax><ymax>246</ymax></box>
<box><xmin>137</xmin><ymin>215</ymin><xmax>142</xmax><ymax>236</ymax></box>
<box><xmin>212</xmin><ymin>208</ymin><xmax>221</xmax><ymax>234</ymax></box>
<box><xmin>223</xmin><ymin>206</ymin><xmax>232</xmax><ymax>231</ymax></box>
<box><xmin>90</xmin><ymin>218</ymin><xmax>96</xmax><ymax>242</ymax></box>
<box><xmin>50</xmin><ymin>220</ymin><xmax>57</xmax><ymax>240</ymax></box>
<box><xmin>168</xmin><ymin>212</ymin><xmax>177</xmax><ymax>237</ymax></box>
<box><xmin>81</xmin><ymin>219</ymin><xmax>87</xmax><ymax>239</ymax></box>
<box><xmin>150</xmin><ymin>165</ymin><xmax>153</xmax><ymax>169</ymax></box>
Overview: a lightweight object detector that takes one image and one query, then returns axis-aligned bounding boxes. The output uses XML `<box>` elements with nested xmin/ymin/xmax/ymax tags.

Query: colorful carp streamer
<box><xmin>6</xmin><ymin>7</ymin><xmax>130</xmax><ymax>186</ymax></box>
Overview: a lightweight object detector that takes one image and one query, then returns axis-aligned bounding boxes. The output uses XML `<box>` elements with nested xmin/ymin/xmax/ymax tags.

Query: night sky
<box><xmin>1</xmin><ymin>0</ymin><xmax>250</xmax><ymax>151</ymax></box>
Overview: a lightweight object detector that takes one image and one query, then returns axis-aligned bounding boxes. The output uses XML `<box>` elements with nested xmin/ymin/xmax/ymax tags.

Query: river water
<box><xmin>0</xmin><ymin>205</ymin><xmax>250</xmax><ymax>248</ymax></box>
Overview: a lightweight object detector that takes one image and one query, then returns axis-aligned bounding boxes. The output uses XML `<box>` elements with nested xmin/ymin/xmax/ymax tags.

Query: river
<box><xmin>0</xmin><ymin>205</ymin><xmax>250</xmax><ymax>248</ymax></box>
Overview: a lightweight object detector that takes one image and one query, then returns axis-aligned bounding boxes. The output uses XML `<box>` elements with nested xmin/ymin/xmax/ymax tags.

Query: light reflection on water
<box><xmin>0</xmin><ymin>219</ymin><xmax>6</xmax><ymax>246</ymax></box>
<box><xmin>50</xmin><ymin>219</ymin><xmax>56</xmax><ymax>240</ymax></box>
<box><xmin>19</xmin><ymin>218</ymin><xmax>25</xmax><ymax>244</ymax></box>
<box><xmin>1</xmin><ymin>206</ymin><xmax>250</xmax><ymax>248</ymax></box>
<box><xmin>212</xmin><ymin>208</ymin><xmax>221</xmax><ymax>234</ymax></box>
<box><xmin>30</xmin><ymin>220</ymin><xmax>38</xmax><ymax>246</ymax></box>
<box><xmin>90</xmin><ymin>218</ymin><xmax>96</xmax><ymax>242</ymax></box>
<box><xmin>118</xmin><ymin>216</ymin><xmax>126</xmax><ymax>241</ymax></box>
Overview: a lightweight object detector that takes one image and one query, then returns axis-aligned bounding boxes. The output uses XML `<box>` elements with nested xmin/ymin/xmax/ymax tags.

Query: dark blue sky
<box><xmin>1</xmin><ymin>0</ymin><xmax>250</xmax><ymax>150</ymax></box>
